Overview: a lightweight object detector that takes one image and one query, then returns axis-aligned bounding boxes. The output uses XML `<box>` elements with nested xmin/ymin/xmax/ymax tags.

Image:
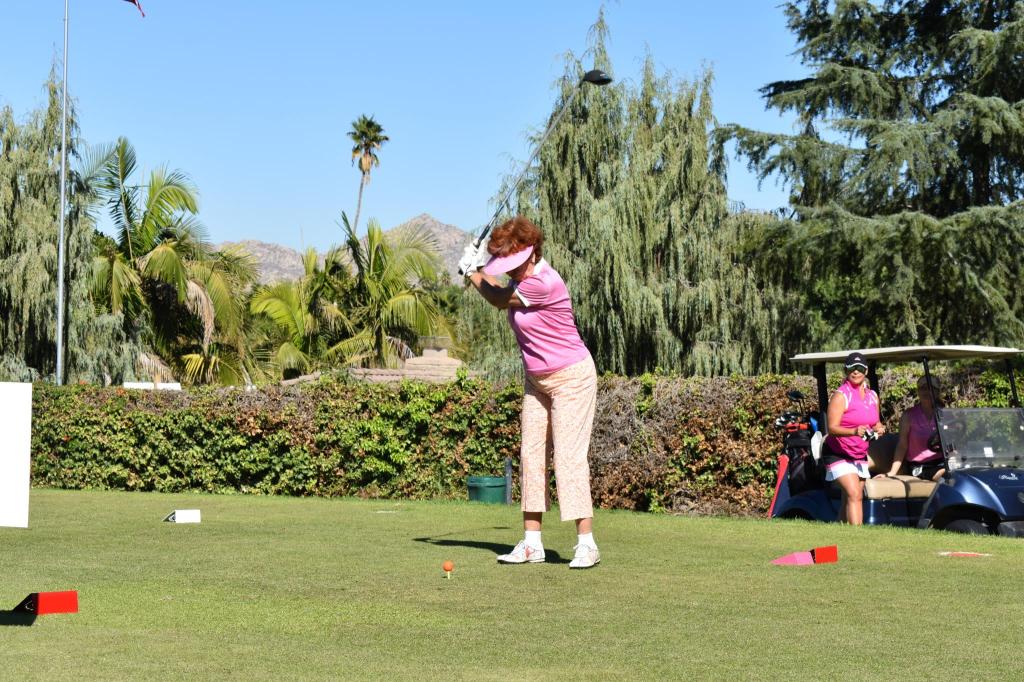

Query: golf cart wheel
<box><xmin>942</xmin><ymin>519</ymin><xmax>991</xmax><ymax>535</ymax></box>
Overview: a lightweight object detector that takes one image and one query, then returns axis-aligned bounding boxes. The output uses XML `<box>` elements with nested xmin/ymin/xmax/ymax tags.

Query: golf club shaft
<box><xmin>472</xmin><ymin>79</ymin><xmax>587</xmax><ymax>248</ymax></box>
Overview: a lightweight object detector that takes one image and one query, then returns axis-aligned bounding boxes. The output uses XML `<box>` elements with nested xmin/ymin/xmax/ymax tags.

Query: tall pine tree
<box><xmin>720</xmin><ymin>0</ymin><xmax>1024</xmax><ymax>350</ymax></box>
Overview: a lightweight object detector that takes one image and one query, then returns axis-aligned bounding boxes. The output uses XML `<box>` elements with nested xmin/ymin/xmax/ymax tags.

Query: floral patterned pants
<box><xmin>520</xmin><ymin>356</ymin><xmax>597</xmax><ymax>521</ymax></box>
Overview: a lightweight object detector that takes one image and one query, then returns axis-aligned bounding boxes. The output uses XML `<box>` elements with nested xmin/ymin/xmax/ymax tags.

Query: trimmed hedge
<box><xmin>33</xmin><ymin>375</ymin><xmax>521</xmax><ymax>500</ymax></box>
<box><xmin>31</xmin><ymin>366</ymin><xmax>1013</xmax><ymax>516</ymax></box>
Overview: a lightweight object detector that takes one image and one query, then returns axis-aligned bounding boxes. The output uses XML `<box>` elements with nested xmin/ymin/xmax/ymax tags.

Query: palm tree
<box><xmin>249</xmin><ymin>248</ymin><xmax>355</xmax><ymax>379</ymax></box>
<box><xmin>250</xmin><ymin>214</ymin><xmax>450</xmax><ymax>376</ymax></box>
<box><xmin>249</xmin><ymin>278</ymin><xmax>316</xmax><ymax>379</ymax></box>
<box><xmin>88</xmin><ymin>137</ymin><xmax>256</xmax><ymax>383</ymax></box>
<box><xmin>180</xmin><ymin>247</ymin><xmax>261</xmax><ymax>385</ymax></box>
<box><xmin>347</xmin><ymin>115</ymin><xmax>389</xmax><ymax>233</ymax></box>
<box><xmin>329</xmin><ymin>213</ymin><xmax>449</xmax><ymax>368</ymax></box>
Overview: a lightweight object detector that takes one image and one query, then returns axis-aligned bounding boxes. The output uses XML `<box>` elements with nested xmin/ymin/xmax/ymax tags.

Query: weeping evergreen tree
<box><xmin>719</xmin><ymin>0</ymin><xmax>1024</xmax><ymax>350</ymax></box>
<box><xmin>0</xmin><ymin>73</ymin><xmax>139</xmax><ymax>383</ymax></box>
<box><xmin>480</xmin><ymin>14</ymin><xmax>788</xmax><ymax>376</ymax></box>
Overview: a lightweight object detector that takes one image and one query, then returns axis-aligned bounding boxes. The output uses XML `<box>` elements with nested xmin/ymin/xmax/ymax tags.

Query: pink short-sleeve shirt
<box><xmin>824</xmin><ymin>380</ymin><xmax>880</xmax><ymax>460</ymax></box>
<box><xmin>905</xmin><ymin>404</ymin><xmax>941</xmax><ymax>464</ymax></box>
<box><xmin>507</xmin><ymin>259</ymin><xmax>590</xmax><ymax>375</ymax></box>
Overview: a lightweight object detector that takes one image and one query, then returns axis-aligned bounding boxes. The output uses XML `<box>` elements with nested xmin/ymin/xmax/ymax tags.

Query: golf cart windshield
<box><xmin>936</xmin><ymin>408</ymin><xmax>1024</xmax><ymax>471</ymax></box>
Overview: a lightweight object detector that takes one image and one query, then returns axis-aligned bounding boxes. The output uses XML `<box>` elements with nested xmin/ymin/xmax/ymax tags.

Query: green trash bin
<box><xmin>467</xmin><ymin>476</ymin><xmax>507</xmax><ymax>504</ymax></box>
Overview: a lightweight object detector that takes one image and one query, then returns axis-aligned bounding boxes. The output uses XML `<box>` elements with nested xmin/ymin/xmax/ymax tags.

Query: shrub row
<box><xmin>31</xmin><ymin>366</ymin><xmax>1012</xmax><ymax>516</ymax></box>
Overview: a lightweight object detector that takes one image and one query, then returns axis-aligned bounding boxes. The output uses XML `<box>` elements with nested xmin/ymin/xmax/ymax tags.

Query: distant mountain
<box><xmin>218</xmin><ymin>239</ymin><xmax>307</xmax><ymax>284</ymax></box>
<box><xmin>218</xmin><ymin>214</ymin><xmax>473</xmax><ymax>285</ymax></box>
<box><xmin>389</xmin><ymin>213</ymin><xmax>475</xmax><ymax>282</ymax></box>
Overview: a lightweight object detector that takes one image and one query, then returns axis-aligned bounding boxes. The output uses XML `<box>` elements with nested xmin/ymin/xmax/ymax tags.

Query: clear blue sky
<box><xmin>2</xmin><ymin>1</ymin><xmax>807</xmax><ymax>252</ymax></box>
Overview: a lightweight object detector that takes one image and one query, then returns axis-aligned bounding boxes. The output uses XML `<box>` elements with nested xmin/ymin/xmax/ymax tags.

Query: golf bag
<box><xmin>775</xmin><ymin>410</ymin><xmax>820</xmax><ymax>495</ymax></box>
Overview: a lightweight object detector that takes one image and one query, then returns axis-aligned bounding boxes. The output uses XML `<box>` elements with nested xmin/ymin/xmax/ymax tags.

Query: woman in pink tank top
<box><xmin>823</xmin><ymin>352</ymin><xmax>886</xmax><ymax>525</ymax></box>
<box><xmin>461</xmin><ymin>216</ymin><xmax>600</xmax><ymax>570</ymax></box>
<box><xmin>877</xmin><ymin>375</ymin><xmax>945</xmax><ymax>481</ymax></box>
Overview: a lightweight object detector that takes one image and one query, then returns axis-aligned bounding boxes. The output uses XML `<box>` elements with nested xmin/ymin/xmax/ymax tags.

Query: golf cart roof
<box><xmin>790</xmin><ymin>345</ymin><xmax>1022</xmax><ymax>365</ymax></box>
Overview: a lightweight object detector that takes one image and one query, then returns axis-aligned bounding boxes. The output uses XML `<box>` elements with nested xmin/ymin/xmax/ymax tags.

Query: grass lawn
<box><xmin>2</xmin><ymin>489</ymin><xmax>1024</xmax><ymax>680</ymax></box>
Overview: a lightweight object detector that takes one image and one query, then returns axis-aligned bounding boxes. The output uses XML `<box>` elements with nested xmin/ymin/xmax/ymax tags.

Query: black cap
<box><xmin>844</xmin><ymin>352</ymin><xmax>868</xmax><ymax>370</ymax></box>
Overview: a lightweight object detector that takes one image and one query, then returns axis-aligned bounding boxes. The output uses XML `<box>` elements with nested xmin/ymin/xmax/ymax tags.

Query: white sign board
<box><xmin>164</xmin><ymin>509</ymin><xmax>201</xmax><ymax>523</ymax></box>
<box><xmin>0</xmin><ymin>382</ymin><xmax>32</xmax><ymax>528</ymax></box>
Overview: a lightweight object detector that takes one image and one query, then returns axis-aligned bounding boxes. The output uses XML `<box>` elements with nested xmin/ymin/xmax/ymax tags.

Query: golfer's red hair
<box><xmin>488</xmin><ymin>216</ymin><xmax>544</xmax><ymax>260</ymax></box>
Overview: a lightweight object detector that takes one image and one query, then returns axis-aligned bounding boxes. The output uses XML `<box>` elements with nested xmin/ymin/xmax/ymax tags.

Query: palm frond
<box><xmin>325</xmin><ymin>330</ymin><xmax>374</xmax><ymax>366</ymax></box>
<box><xmin>166</xmin><ymin>215</ymin><xmax>212</xmax><ymax>257</ymax></box>
<box><xmin>185</xmin><ymin>280</ymin><xmax>216</xmax><ymax>350</ymax></box>
<box><xmin>91</xmin><ymin>255</ymin><xmax>113</xmax><ymax>307</ymax></box>
<box><xmin>76</xmin><ymin>142</ymin><xmax>117</xmax><ymax>194</ymax></box>
<box><xmin>192</xmin><ymin>263</ymin><xmax>243</xmax><ymax>338</ymax></box>
<box><xmin>250</xmin><ymin>282</ymin><xmax>308</xmax><ymax>343</ymax></box>
<box><xmin>301</xmin><ymin>247</ymin><xmax>320</xmax><ymax>278</ymax></box>
<box><xmin>273</xmin><ymin>341</ymin><xmax>311</xmax><ymax>372</ymax></box>
<box><xmin>137</xmin><ymin>351</ymin><xmax>175</xmax><ymax>383</ymax></box>
<box><xmin>382</xmin><ymin>291</ymin><xmax>441</xmax><ymax>336</ymax></box>
<box><xmin>181</xmin><ymin>347</ymin><xmax>244</xmax><ymax>386</ymax></box>
<box><xmin>181</xmin><ymin>352</ymin><xmax>211</xmax><ymax>385</ymax></box>
<box><xmin>140</xmin><ymin>242</ymin><xmax>189</xmax><ymax>300</ymax></box>
<box><xmin>106</xmin><ymin>254</ymin><xmax>143</xmax><ymax>315</ymax></box>
<box><xmin>212</xmin><ymin>246</ymin><xmax>260</xmax><ymax>288</ymax></box>
<box><xmin>102</xmin><ymin>138</ymin><xmax>140</xmax><ymax>255</ymax></box>
<box><xmin>340</xmin><ymin>212</ymin><xmax>367</xmax><ymax>279</ymax></box>
<box><xmin>139</xmin><ymin>166</ymin><xmax>200</xmax><ymax>249</ymax></box>
<box><xmin>318</xmin><ymin>301</ymin><xmax>358</xmax><ymax>337</ymax></box>
<box><xmin>322</xmin><ymin>246</ymin><xmax>353</xmax><ymax>279</ymax></box>
<box><xmin>385</xmin><ymin>225</ymin><xmax>441</xmax><ymax>282</ymax></box>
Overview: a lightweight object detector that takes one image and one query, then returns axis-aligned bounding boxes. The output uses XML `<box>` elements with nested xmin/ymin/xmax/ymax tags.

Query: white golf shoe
<box><xmin>496</xmin><ymin>540</ymin><xmax>546</xmax><ymax>564</ymax></box>
<box><xmin>569</xmin><ymin>543</ymin><xmax>600</xmax><ymax>569</ymax></box>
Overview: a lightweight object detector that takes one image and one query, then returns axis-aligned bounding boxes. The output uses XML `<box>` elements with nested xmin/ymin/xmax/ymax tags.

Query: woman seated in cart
<box><xmin>875</xmin><ymin>375</ymin><xmax>946</xmax><ymax>482</ymax></box>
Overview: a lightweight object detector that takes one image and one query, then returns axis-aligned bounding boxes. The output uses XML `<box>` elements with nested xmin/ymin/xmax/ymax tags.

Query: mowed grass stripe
<box><xmin>1</xmin><ymin>489</ymin><xmax>1022</xmax><ymax>680</ymax></box>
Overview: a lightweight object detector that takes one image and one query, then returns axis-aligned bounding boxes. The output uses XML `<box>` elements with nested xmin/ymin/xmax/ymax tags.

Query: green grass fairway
<box><xmin>3</xmin><ymin>490</ymin><xmax>1024</xmax><ymax>680</ymax></box>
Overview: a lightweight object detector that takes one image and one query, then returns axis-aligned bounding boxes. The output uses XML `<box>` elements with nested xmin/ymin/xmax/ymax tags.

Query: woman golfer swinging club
<box><xmin>458</xmin><ymin>216</ymin><xmax>600</xmax><ymax>569</ymax></box>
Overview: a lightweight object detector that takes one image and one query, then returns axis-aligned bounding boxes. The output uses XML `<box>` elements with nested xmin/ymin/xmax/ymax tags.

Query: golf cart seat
<box><xmin>863</xmin><ymin>434</ymin><xmax>939</xmax><ymax>499</ymax></box>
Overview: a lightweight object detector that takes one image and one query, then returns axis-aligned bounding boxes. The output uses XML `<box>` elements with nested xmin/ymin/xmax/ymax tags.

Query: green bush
<box><xmin>31</xmin><ymin>365</ymin><xmax>1006</xmax><ymax>515</ymax></box>
<box><xmin>33</xmin><ymin>376</ymin><xmax>522</xmax><ymax>500</ymax></box>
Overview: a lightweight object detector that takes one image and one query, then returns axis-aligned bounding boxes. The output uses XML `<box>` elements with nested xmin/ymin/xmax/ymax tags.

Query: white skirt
<box><xmin>824</xmin><ymin>458</ymin><xmax>870</xmax><ymax>481</ymax></box>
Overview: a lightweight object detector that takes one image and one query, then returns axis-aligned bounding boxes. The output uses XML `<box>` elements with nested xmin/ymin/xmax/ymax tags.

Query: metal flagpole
<box><xmin>56</xmin><ymin>0</ymin><xmax>70</xmax><ymax>385</ymax></box>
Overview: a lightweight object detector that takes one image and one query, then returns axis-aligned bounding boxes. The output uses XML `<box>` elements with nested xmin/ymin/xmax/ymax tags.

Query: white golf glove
<box><xmin>457</xmin><ymin>244</ymin><xmax>479</xmax><ymax>277</ymax></box>
<box><xmin>458</xmin><ymin>239</ymin><xmax>492</xmax><ymax>276</ymax></box>
<box><xmin>472</xmin><ymin>237</ymin><xmax>492</xmax><ymax>270</ymax></box>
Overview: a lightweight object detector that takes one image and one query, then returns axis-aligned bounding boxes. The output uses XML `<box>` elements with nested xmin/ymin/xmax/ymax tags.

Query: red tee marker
<box><xmin>811</xmin><ymin>545</ymin><xmax>838</xmax><ymax>563</ymax></box>
<box><xmin>772</xmin><ymin>545</ymin><xmax>838</xmax><ymax>566</ymax></box>
<box><xmin>13</xmin><ymin>591</ymin><xmax>78</xmax><ymax>615</ymax></box>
